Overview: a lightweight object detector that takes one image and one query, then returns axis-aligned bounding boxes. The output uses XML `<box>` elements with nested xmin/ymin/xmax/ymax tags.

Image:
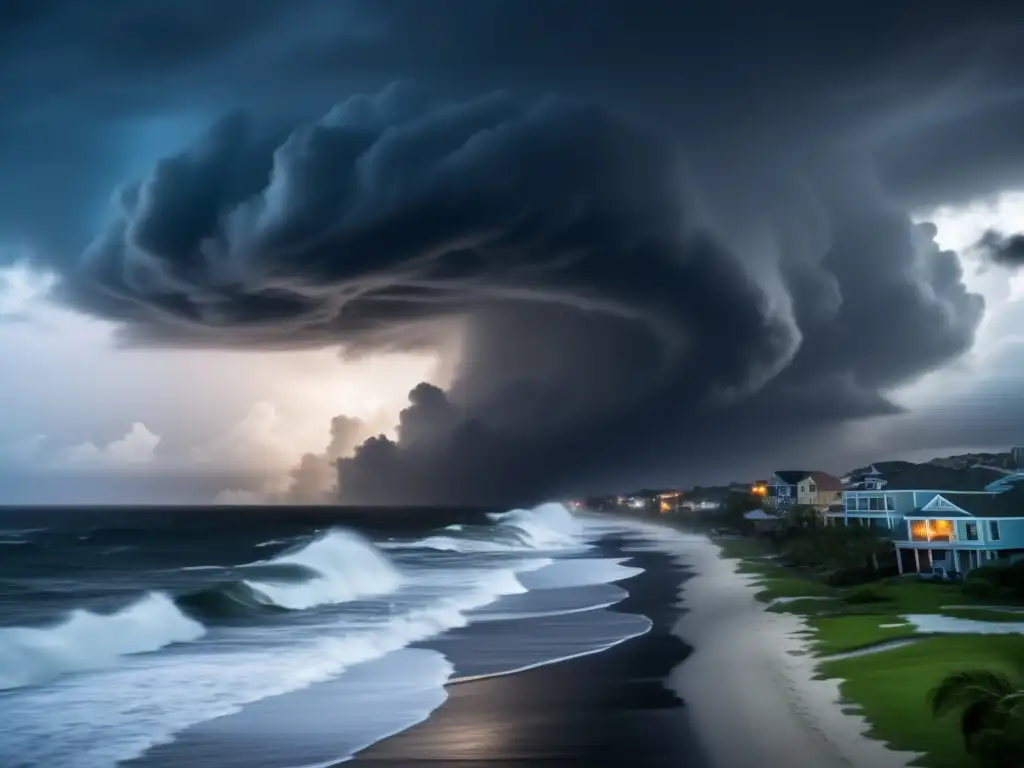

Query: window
<box><xmin>857</xmin><ymin>496</ymin><xmax>869</xmax><ymax>511</ymax></box>
<box><xmin>990</xmin><ymin>521</ymin><xmax>1001</xmax><ymax>541</ymax></box>
<box><xmin>808</xmin><ymin>483</ymin><xmax>816</xmax><ymax>494</ymax></box>
<box><xmin>911</xmin><ymin>519</ymin><xmax>954</xmax><ymax>542</ymax></box>
<box><xmin>965</xmin><ymin>523</ymin><xmax>978</xmax><ymax>541</ymax></box>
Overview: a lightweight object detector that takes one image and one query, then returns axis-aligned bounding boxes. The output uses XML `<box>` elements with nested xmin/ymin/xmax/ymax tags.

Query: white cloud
<box><xmin>895</xmin><ymin>190</ymin><xmax>1024</xmax><ymax>409</ymax></box>
<box><xmin>190</xmin><ymin>401</ymin><xmax>309</xmax><ymax>472</ymax></box>
<box><xmin>0</xmin><ymin>259</ymin><xmax>56</xmax><ymax>318</ymax></box>
<box><xmin>60</xmin><ymin>422</ymin><xmax>161</xmax><ymax>467</ymax></box>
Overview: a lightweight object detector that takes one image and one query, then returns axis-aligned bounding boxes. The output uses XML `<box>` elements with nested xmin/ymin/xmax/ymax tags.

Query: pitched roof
<box><xmin>846</xmin><ymin>460</ymin><xmax>916</xmax><ymax>480</ymax></box>
<box><xmin>882</xmin><ymin>465</ymin><xmax>1006</xmax><ymax>492</ymax></box>
<box><xmin>982</xmin><ymin>485</ymin><xmax>1024</xmax><ymax>518</ymax></box>
<box><xmin>910</xmin><ymin>506</ymin><xmax>975</xmax><ymax>519</ymax></box>
<box><xmin>772</xmin><ymin>471</ymin><xmax>809</xmax><ymax>485</ymax></box>
<box><xmin>912</xmin><ymin>486</ymin><xmax>1024</xmax><ymax>518</ymax></box>
<box><xmin>802</xmin><ymin>471</ymin><xmax>844</xmax><ymax>491</ymax></box>
<box><xmin>930</xmin><ymin>493</ymin><xmax>994</xmax><ymax>515</ymax></box>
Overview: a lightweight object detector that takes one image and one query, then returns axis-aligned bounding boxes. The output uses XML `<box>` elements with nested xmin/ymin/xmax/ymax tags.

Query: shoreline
<box><xmin>347</xmin><ymin>533</ymin><xmax>707</xmax><ymax>766</ymax></box>
<box><xmin>664</xmin><ymin>526</ymin><xmax>919</xmax><ymax>768</ymax></box>
<box><xmin>348</xmin><ymin>519</ymin><xmax>926</xmax><ymax>767</ymax></box>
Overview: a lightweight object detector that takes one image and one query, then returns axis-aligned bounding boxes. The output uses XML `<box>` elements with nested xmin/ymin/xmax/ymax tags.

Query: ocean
<box><xmin>0</xmin><ymin>503</ymin><xmax>662</xmax><ymax>768</ymax></box>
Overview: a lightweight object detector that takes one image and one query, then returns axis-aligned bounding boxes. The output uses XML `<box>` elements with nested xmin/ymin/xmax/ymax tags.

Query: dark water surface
<box><xmin>0</xmin><ymin>504</ymin><xmax>681</xmax><ymax>768</ymax></box>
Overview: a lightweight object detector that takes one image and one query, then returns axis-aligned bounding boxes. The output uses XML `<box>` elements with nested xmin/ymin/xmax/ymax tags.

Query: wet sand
<box><xmin>348</xmin><ymin>537</ymin><xmax>708</xmax><ymax>766</ymax></box>
<box><xmin>668</xmin><ymin>530</ymin><xmax>919</xmax><ymax>768</ymax></box>
<box><xmin>350</xmin><ymin>522</ymin><xmax>919</xmax><ymax>768</ymax></box>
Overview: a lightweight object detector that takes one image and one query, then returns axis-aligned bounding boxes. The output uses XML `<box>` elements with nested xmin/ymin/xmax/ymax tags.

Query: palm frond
<box><xmin>960</xmin><ymin>699</ymin><xmax>1000</xmax><ymax>743</ymax></box>
<box><xmin>929</xmin><ymin>670</ymin><xmax>1016</xmax><ymax>717</ymax></box>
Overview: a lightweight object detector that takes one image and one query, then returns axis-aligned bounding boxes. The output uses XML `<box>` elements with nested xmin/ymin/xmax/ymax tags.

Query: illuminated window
<box><xmin>910</xmin><ymin>519</ymin><xmax>954</xmax><ymax>542</ymax></box>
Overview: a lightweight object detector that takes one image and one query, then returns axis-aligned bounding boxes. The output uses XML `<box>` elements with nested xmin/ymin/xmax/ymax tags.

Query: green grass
<box><xmin>712</xmin><ymin>535</ymin><xmax>1024</xmax><ymax>767</ymax></box>
<box><xmin>754</xmin><ymin>576</ymin><xmax>837</xmax><ymax>603</ymax></box>
<box><xmin>819</xmin><ymin>635</ymin><xmax>1024</xmax><ymax>768</ymax></box>
<box><xmin>810</xmin><ymin>614</ymin><xmax>917</xmax><ymax>655</ymax></box>
<box><xmin>716</xmin><ymin>537</ymin><xmax>774</xmax><ymax>560</ymax></box>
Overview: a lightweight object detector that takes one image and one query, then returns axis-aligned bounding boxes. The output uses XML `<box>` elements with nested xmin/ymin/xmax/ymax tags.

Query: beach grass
<box><xmin>715</xmin><ymin>537</ymin><xmax>774</xmax><ymax>560</ymax></box>
<box><xmin>754</xmin><ymin>576</ymin><xmax>837</xmax><ymax>603</ymax></box>
<box><xmin>810</xmin><ymin>614</ymin><xmax>917</xmax><ymax>655</ymax></box>
<box><xmin>819</xmin><ymin>635</ymin><xmax>1024</xmax><ymax>768</ymax></box>
<box><xmin>715</xmin><ymin>535</ymin><xmax>1024</xmax><ymax>767</ymax></box>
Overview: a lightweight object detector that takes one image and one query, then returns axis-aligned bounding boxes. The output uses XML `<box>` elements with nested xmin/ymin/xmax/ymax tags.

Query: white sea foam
<box><xmin>255</xmin><ymin>538</ymin><xmax>289</xmax><ymax>548</ymax></box>
<box><xmin>519</xmin><ymin>557</ymin><xmax>644</xmax><ymax>590</ymax></box>
<box><xmin>0</xmin><ymin>565</ymin><xmax>534</xmax><ymax>767</ymax></box>
<box><xmin>488</xmin><ymin>502</ymin><xmax>585</xmax><ymax>548</ymax></box>
<box><xmin>0</xmin><ymin>592</ymin><xmax>205</xmax><ymax>690</ymax></box>
<box><xmin>390</xmin><ymin>502</ymin><xmax>589</xmax><ymax>553</ymax></box>
<box><xmin>244</xmin><ymin>529</ymin><xmax>402</xmax><ymax>610</ymax></box>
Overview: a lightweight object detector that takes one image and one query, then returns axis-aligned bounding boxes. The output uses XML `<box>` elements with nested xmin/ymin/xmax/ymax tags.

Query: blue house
<box><xmin>895</xmin><ymin>485</ymin><xmax>1024</xmax><ymax>575</ymax></box>
<box><xmin>829</xmin><ymin>463</ymin><xmax>1024</xmax><ymax>575</ymax></box>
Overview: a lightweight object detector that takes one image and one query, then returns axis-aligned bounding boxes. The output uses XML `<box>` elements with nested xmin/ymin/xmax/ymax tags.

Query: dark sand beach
<box><xmin>349</xmin><ymin>538</ymin><xmax>708</xmax><ymax>767</ymax></box>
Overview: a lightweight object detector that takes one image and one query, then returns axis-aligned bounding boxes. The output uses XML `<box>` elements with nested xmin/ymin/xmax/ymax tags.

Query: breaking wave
<box><xmin>0</xmin><ymin>592</ymin><xmax>205</xmax><ymax>690</ymax></box>
<box><xmin>0</xmin><ymin>530</ymin><xmax>403</xmax><ymax>688</ymax></box>
<box><xmin>240</xmin><ymin>529</ymin><xmax>402</xmax><ymax>610</ymax></box>
<box><xmin>387</xmin><ymin>502</ymin><xmax>589</xmax><ymax>553</ymax></box>
<box><xmin>179</xmin><ymin>529</ymin><xmax>403</xmax><ymax>618</ymax></box>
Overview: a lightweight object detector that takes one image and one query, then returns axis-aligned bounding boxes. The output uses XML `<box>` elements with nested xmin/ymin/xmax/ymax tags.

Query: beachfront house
<box><xmin>765</xmin><ymin>471</ymin><xmax>808</xmax><ymax>509</ymax></box>
<box><xmin>794</xmin><ymin>471</ymin><xmax>844</xmax><ymax>511</ymax></box>
<box><xmin>896</xmin><ymin>485</ymin><xmax>1024</xmax><ymax>575</ymax></box>
<box><xmin>828</xmin><ymin>461</ymin><xmax>1024</xmax><ymax>575</ymax></box>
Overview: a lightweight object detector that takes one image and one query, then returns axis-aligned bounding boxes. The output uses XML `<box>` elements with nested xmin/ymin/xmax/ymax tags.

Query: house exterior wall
<box><xmin>767</xmin><ymin>475</ymin><xmax>796</xmax><ymax>507</ymax></box>
<box><xmin>797</xmin><ymin>485</ymin><xmax>842</xmax><ymax>508</ymax></box>
<box><xmin>893</xmin><ymin>517</ymin><xmax>1024</xmax><ymax>550</ymax></box>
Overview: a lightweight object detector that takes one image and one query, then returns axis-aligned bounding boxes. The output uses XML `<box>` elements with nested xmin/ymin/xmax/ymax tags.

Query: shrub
<box><xmin>845</xmin><ymin>586</ymin><xmax>890</xmax><ymax>604</ymax></box>
<box><xmin>963</xmin><ymin>562</ymin><xmax>1024</xmax><ymax>600</ymax></box>
<box><xmin>962</xmin><ymin>578</ymin><xmax>1002</xmax><ymax>600</ymax></box>
<box><xmin>825</xmin><ymin>567</ymin><xmax>872</xmax><ymax>587</ymax></box>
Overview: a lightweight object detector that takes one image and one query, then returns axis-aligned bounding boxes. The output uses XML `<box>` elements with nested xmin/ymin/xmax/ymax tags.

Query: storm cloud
<box><xmin>976</xmin><ymin>230</ymin><xmax>1024</xmax><ymax>268</ymax></box>
<box><xmin>4</xmin><ymin>0</ymin><xmax>1024</xmax><ymax>502</ymax></box>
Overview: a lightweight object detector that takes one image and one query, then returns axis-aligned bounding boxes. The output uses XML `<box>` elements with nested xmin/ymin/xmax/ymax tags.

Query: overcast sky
<box><xmin>2</xmin><ymin>1</ymin><xmax>1024</xmax><ymax>504</ymax></box>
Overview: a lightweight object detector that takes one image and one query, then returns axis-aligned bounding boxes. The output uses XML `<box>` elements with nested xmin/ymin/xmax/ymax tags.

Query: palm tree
<box><xmin>785</xmin><ymin>504</ymin><xmax>821</xmax><ymax>532</ymax></box>
<box><xmin>929</xmin><ymin>668</ymin><xmax>1024</xmax><ymax>766</ymax></box>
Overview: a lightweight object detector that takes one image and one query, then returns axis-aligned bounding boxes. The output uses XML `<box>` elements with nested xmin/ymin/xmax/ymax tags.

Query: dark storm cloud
<box><xmin>4</xmin><ymin>0</ymin><xmax>1024</xmax><ymax>501</ymax></box>
<box><xmin>976</xmin><ymin>230</ymin><xmax>1024</xmax><ymax>268</ymax></box>
<box><xmin>59</xmin><ymin>83</ymin><xmax>985</xmax><ymax>502</ymax></box>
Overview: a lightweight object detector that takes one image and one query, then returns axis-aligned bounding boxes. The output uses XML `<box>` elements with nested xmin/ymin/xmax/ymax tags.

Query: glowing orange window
<box><xmin>911</xmin><ymin>520</ymin><xmax>953</xmax><ymax>541</ymax></box>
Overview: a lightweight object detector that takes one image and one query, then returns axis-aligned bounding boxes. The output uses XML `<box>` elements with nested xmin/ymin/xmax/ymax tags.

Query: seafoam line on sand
<box><xmin>655</xmin><ymin>526</ymin><xmax>921</xmax><ymax>768</ymax></box>
<box><xmin>447</xmin><ymin>618</ymin><xmax>653</xmax><ymax>686</ymax></box>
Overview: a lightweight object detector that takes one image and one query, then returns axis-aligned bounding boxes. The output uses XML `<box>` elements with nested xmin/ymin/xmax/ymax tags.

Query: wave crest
<box><xmin>0</xmin><ymin>592</ymin><xmax>205</xmax><ymax>690</ymax></box>
<box><xmin>242</xmin><ymin>529</ymin><xmax>402</xmax><ymax>610</ymax></box>
<box><xmin>389</xmin><ymin>502</ymin><xmax>587</xmax><ymax>553</ymax></box>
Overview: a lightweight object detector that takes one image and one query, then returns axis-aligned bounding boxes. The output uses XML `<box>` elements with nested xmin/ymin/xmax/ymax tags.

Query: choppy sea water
<box><xmin>0</xmin><ymin>504</ymin><xmax>660</xmax><ymax>768</ymax></box>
